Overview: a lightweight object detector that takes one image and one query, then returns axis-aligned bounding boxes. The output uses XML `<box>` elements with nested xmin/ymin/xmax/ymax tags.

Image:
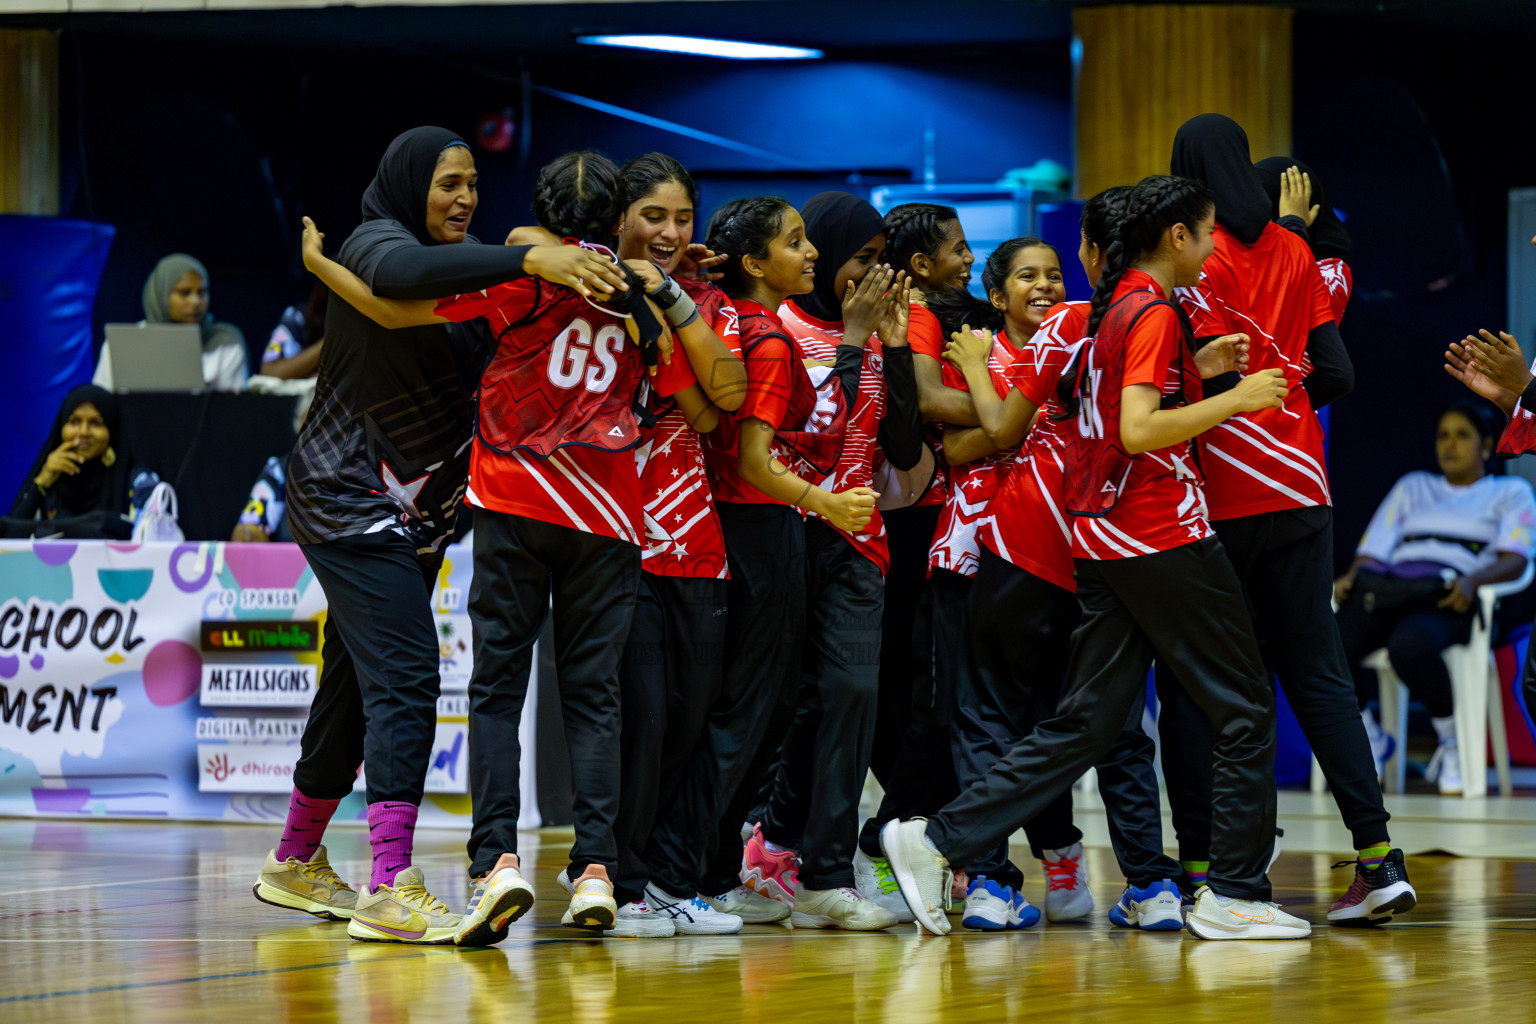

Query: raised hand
<box><xmin>677</xmin><ymin>243</ymin><xmax>728</xmax><ymax>282</ymax></box>
<box><xmin>842</xmin><ymin>264</ymin><xmax>897</xmax><ymax>347</ymax></box>
<box><xmin>301</xmin><ymin>216</ymin><xmax>325</xmax><ymax>272</ymax></box>
<box><xmin>1279</xmin><ymin>166</ymin><xmax>1319</xmax><ymax>226</ymax></box>
<box><xmin>1231</xmin><ymin>368</ymin><xmax>1288</xmax><ymax>412</ymax></box>
<box><xmin>1445</xmin><ymin>339</ymin><xmax>1518</xmax><ymax>414</ymax></box>
<box><xmin>523</xmin><ymin>245</ymin><xmax>629</xmax><ymax>298</ymax></box>
<box><xmin>876</xmin><ymin>274</ymin><xmax>912</xmax><ymax>348</ymax></box>
<box><xmin>1463</xmin><ymin>329</ymin><xmax>1534</xmax><ymax>396</ymax></box>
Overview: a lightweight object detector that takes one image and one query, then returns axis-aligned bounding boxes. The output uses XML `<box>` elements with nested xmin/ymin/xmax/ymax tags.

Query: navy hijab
<box><xmin>797</xmin><ymin>191</ymin><xmax>887</xmax><ymax>323</ymax></box>
<box><xmin>1170</xmin><ymin>114</ymin><xmax>1274</xmax><ymax>246</ymax></box>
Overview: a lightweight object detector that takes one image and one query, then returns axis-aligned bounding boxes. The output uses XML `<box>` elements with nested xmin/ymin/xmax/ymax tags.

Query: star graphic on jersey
<box><xmin>1188</xmin><ymin>524</ymin><xmax>1204</xmax><ymax>538</ymax></box>
<box><xmin>671</xmin><ymin>469</ymin><xmax>680</xmax><ymax>478</ymax></box>
<box><xmin>674</xmin><ymin>513</ymin><xmax>684</xmax><ymax>523</ymax></box>
<box><xmin>962</xmin><ymin>476</ymin><xmax>986</xmax><ymax>493</ymax></box>
<box><xmin>655</xmin><ymin>441</ymin><xmax>674</xmax><ymax>457</ymax></box>
<box><xmin>379</xmin><ymin>460</ymin><xmax>429</xmax><ymax>520</ymax></box>
<box><xmin>672</xmin><ymin>541</ymin><xmax>689</xmax><ymax>559</ymax></box>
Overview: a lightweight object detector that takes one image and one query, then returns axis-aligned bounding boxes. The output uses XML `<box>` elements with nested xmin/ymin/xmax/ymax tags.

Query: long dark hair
<box><xmin>1084</xmin><ymin>174</ymin><xmax>1213</xmax><ymax>336</ymax></box>
<box><xmin>532</xmin><ymin>150</ymin><xmax>621</xmax><ymax>247</ymax></box>
<box><xmin>1081</xmin><ymin>185</ymin><xmax>1133</xmax><ymax>252</ymax></box>
<box><xmin>926</xmin><ymin>237</ymin><xmax>1058</xmax><ymax>338</ymax></box>
<box><xmin>884</xmin><ymin>203</ymin><xmax>959</xmax><ymax>284</ymax></box>
<box><xmin>705</xmin><ymin>196</ymin><xmax>795</xmax><ymax>299</ymax></box>
<box><xmin>619</xmin><ymin>152</ymin><xmax>698</xmax><ymax>212</ymax></box>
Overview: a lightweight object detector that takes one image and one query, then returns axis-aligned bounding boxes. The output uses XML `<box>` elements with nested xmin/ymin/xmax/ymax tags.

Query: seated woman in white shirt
<box><xmin>93</xmin><ymin>253</ymin><xmax>249</xmax><ymax>392</ymax></box>
<box><xmin>1335</xmin><ymin>401</ymin><xmax>1536</xmax><ymax>792</ymax></box>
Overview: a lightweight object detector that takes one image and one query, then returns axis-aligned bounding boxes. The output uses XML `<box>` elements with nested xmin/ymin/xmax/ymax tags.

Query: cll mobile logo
<box><xmin>200</xmin><ymin>621</ymin><xmax>317</xmax><ymax>652</ymax></box>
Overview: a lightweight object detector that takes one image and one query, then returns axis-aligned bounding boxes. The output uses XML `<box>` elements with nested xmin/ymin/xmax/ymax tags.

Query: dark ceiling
<box><xmin>3</xmin><ymin>0</ymin><xmax>1533</xmax><ymax>60</ymax></box>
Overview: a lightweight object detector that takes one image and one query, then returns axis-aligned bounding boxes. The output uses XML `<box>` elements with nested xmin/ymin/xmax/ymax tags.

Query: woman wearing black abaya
<box><xmin>250</xmin><ymin>126</ymin><xmax>625</xmax><ymax>945</ymax></box>
<box><xmin>1157</xmin><ymin>114</ymin><xmax>1416</xmax><ymax>927</ymax></box>
<box><xmin>8</xmin><ymin>385</ymin><xmax>153</xmax><ymax>539</ymax></box>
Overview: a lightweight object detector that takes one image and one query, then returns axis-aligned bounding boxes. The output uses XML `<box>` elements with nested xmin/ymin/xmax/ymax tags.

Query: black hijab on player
<box><xmin>340</xmin><ymin>126</ymin><xmax>474</xmax><ymax>284</ymax></box>
<box><xmin>1254</xmin><ymin>156</ymin><xmax>1352</xmax><ymax>260</ymax></box>
<box><xmin>1170</xmin><ymin>113</ymin><xmax>1272</xmax><ymax>246</ymax></box>
<box><xmin>797</xmin><ymin>191</ymin><xmax>887</xmax><ymax>322</ymax></box>
<box><xmin>14</xmin><ymin>385</ymin><xmax>134</xmax><ymax>518</ymax></box>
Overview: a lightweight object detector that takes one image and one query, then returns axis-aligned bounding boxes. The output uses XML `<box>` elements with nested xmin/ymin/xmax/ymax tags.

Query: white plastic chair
<box><xmin>1313</xmin><ymin>561</ymin><xmax>1533</xmax><ymax>798</ymax></box>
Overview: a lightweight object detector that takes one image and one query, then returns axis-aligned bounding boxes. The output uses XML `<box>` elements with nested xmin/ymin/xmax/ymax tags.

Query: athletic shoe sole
<box><xmin>1327</xmin><ymin>882</ymin><xmax>1417</xmax><ymax>927</ymax></box>
<box><xmin>252</xmin><ymin>882</ymin><xmax>353</xmax><ymax>921</ymax></box>
<box><xmin>1185</xmin><ymin>914</ymin><xmax>1311</xmax><ymax>940</ymax></box>
<box><xmin>454</xmin><ymin>878</ymin><xmax>536</xmax><ymax>947</ymax></box>
<box><xmin>563</xmin><ymin>896</ymin><xmax>617</xmax><ymax>931</ymax></box>
<box><xmin>347</xmin><ymin>918</ymin><xmax>458</xmax><ymax>944</ymax></box>
<box><xmin>703</xmin><ymin>893</ymin><xmax>790</xmax><ymax>924</ymax></box>
<box><xmin>879</xmin><ymin>821</ymin><xmax>951</xmax><ymax>936</ymax></box>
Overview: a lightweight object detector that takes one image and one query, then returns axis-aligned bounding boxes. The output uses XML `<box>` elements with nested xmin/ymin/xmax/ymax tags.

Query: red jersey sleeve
<box><xmin>1303</xmin><ymin>257</ymin><xmax>1335</xmax><ymax>331</ymax></box>
<box><xmin>1014</xmin><ymin>302</ymin><xmax>1085</xmax><ymax>407</ymax></box>
<box><xmin>907</xmin><ymin>304</ymin><xmax>944</xmax><ymax>362</ymax></box>
<box><xmin>653</xmin><ymin>339</ymin><xmax>696</xmax><ymax>398</ymax></box>
<box><xmin>1177</xmin><ymin>268</ymin><xmax>1232</xmax><ymax>340</ymax></box>
<box><xmin>740</xmin><ymin>334</ymin><xmax>795</xmax><ymax>429</ymax></box>
<box><xmin>1121</xmin><ymin>304</ymin><xmax>1181</xmax><ymax>388</ymax></box>
<box><xmin>433</xmin><ymin>277</ymin><xmax>539</xmax><ymax>327</ymax></box>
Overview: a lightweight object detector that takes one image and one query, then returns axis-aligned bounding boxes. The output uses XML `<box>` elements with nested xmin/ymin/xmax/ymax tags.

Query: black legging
<box><xmin>1337</xmin><ymin>597</ymin><xmax>1471</xmax><ymax>719</ymax></box>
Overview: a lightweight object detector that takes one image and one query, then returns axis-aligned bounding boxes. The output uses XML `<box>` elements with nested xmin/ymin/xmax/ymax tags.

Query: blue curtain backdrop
<box><xmin>0</xmin><ymin>216</ymin><xmax>116</xmax><ymax>503</ymax></box>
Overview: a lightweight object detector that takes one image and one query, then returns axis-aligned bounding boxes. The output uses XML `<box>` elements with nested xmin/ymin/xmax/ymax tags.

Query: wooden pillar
<box><xmin>0</xmin><ymin>28</ymin><xmax>60</xmax><ymax>215</ymax></box>
<box><xmin>1073</xmin><ymin>5</ymin><xmax>1292</xmax><ymax>199</ymax></box>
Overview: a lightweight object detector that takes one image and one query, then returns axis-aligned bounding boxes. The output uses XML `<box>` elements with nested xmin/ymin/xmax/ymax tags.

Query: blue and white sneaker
<box><xmin>643</xmin><ymin>884</ymin><xmax>744</xmax><ymax>934</ymax></box>
<box><xmin>1107</xmin><ymin>878</ymin><xmax>1185</xmax><ymax>931</ymax></box>
<box><xmin>961</xmin><ymin>875</ymin><xmax>1041</xmax><ymax>931</ymax></box>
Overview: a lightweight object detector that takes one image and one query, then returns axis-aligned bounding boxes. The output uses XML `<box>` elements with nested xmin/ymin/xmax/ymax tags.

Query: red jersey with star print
<box><xmin>780</xmin><ymin>298</ymin><xmax>890</xmax><ymax>574</ymax></box>
<box><xmin>1069</xmin><ymin>270</ymin><xmax>1213</xmax><ymax>561</ymax></box>
<box><xmin>638</xmin><ymin>281</ymin><xmax>739</xmax><ymax>579</ymax></box>
<box><xmin>438</xmin><ymin>274</ymin><xmax>691</xmax><ymax>545</ymax></box>
<box><xmin>928</xmin><ymin>327</ymin><xmax>1026</xmax><ymax>577</ymax></box>
<box><xmin>980</xmin><ymin>301</ymin><xmax>1086</xmax><ymax>592</ymax></box>
<box><xmin>1175</xmin><ymin>221</ymin><xmax>1335</xmax><ymax>521</ymax></box>
<box><xmin>1317</xmin><ymin>257</ymin><xmax>1352</xmax><ymax>324</ymax></box>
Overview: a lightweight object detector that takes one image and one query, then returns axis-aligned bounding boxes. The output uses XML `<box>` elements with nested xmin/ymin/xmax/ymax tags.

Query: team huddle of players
<box><xmin>249</xmin><ymin>112</ymin><xmax>1425</xmax><ymax>945</ymax></box>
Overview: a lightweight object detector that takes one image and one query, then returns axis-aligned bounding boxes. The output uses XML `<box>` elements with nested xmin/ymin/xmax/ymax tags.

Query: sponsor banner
<box><xmin>200</xmin><ymin>664</ymin><xmax>318</xmax><ymax>707</ymax></box>
<box><xmin>0</xmin><ymin>540</ymin><xmax>481</xmax><ymax>823</ymax></box>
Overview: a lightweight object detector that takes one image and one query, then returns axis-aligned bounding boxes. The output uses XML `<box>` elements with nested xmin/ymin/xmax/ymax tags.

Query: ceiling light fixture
<box><xmin>576</xmin><ymin>34</ymin><xmax>823</xmax><ymax>60</ymax></box>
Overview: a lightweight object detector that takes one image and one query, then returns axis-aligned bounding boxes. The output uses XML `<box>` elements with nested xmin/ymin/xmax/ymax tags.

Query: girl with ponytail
<box><xmin>881</xmin><ymin>174</ymin><xmax>1312</xmax><ymax>943</ymax></box>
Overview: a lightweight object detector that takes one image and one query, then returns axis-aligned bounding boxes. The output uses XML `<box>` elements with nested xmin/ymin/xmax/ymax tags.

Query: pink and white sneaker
<box><xmin>741</xmin><ymin>823</ymin><xmax>798</xmax><ymax>908</ymax></box>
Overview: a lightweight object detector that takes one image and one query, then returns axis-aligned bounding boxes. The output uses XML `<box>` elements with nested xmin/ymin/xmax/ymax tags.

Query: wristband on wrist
<box><xmin>651</xmin><ymin>275</ymin><xmax>698</xmax><ymax>328</ymax></box>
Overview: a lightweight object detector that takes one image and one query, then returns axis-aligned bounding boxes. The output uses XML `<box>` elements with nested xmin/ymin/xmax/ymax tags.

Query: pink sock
<box><xmin>275</xmin><ymin>789</ymin><xmax>341</xmax><ymax>863</ymax></box>
<box><xmin>368</xmin><ymin>800</ymin><xmax>418</xmax><ymax>892</ymax></box>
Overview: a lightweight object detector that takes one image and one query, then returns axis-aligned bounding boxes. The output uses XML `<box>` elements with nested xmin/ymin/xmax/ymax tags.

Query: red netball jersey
<box><xmin>638</xmin><ymin>281</ymin><xmax>740</xmax><ymax>579</ymax></box>
<box><xmin>780</xmin><ymin>299</ymin><xmax>890</xmax><ymax>574</ymax></box>
<box><xmin>904</xmin><ymin>302</ymin><xmax>949</xmax><ymax>508</ymax></box>
<box><xmin>704</xmin><ymin>298</ymin><xmax>827</xmax><ymax>506</ymax></box>
<box><xmin>927</xmin><ymin>329</ymin><xmax>1025</xmax><ymax>577</ymax></box>
<box><xmin>982</xmin><ymin>301</ymin><xmax>1086</xmax><ymax>592</ymax></box>
<box><xmin>443</xmin><ymin>274</ymin><xmax>690</xmax><ymax>545</ymax></box>
<box><xmin>1317</xmin><ymin>257</ymin><xmax>1352</xmax><ymax>324</ymax></box>
<box><xmin>1500</xmin><ymin>355</ymin><xmax>1536</xmax><ymax>457</ymax></box>
<box><xmin>1176</xmin><ymin>221</ymin><xmax>1335</xmax><ymax>521</ymax></box>
<box><xmin>1069</xmin><ymin>270</ymin><xmax>1212</xmax><ymax>561</ymax></box>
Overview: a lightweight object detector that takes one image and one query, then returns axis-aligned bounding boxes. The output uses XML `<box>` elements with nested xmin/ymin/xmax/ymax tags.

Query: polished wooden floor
<box><xmin>3</xmin><ymin>815</ymin><xmax>1535</xmax><ymax>1024</ymax></box>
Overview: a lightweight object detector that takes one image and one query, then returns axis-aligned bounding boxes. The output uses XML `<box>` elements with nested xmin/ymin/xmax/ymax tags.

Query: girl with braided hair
<box><xmin>882</xmin><ymin>174</ymin><xmax>1311</xmax><ymax>942</ymax></box>
<box><xmin>1163</xmin><ymin>114</ymin><xmax>1413</xmax><ymax>928</ymax></box>
<box><xmin>647</xmin><ymin>196</ymin><xmax>876</xmax><ymax>924</ymax></box>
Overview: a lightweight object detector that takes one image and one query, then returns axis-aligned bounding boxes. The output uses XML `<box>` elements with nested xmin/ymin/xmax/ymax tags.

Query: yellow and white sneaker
<box><xmin>455</xmin><ymin>855</ymin><xmax>536</xmax><ymax>947</ymax></box>
<box><xmin>347</xmin><ymin>867</ymin><xmax>462</xmax><ymax>944</ymax></box>
<box><xmin>561</xmin><ymin>875</ymin><xmax>618</xmax><ymax>931</ymax></box>
<box><xmin>252</xmin><ymin>845</ymin><xmax>358</xmax><ymax>921</ymax></box>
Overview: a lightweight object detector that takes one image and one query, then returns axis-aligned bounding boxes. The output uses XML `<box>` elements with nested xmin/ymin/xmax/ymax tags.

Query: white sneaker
<box><xmin>878</xmin><ymin>818</ymin><xmax>952</xmax><ymax>936</ymax></box>
<box><xmin>961</xmin><ymin>876</ymin><xmax>1040</xmax><ymax>930</ymax></box>
<box><xmin>561</xmin><ymin>875</ymin><xmax>618</xmax><ymax>931</ymax></box>
<box><xmin>853</xmin><ymin>849</ymin><xmax>916</xmax><ymax>924</ymax></box>
<box><xmin>1184</xmin><ymin>886</ymin><xmax>1311</xmax><ymax>940</ymax></box>
<box><xmin>454</xmin><ymin>855</ymin><xmax>535</xmax><ymax>947</ymax></box>
<box><xmin>644</xmin><ymin>885</ymin><xmax>744</xmax><ymax>934</ymax></box>
<box><xmin>1107</xmin><ymin>879</ymin><xmax>1184</xmax><ymax>931</ymax></box>
<box><xmin>1426</xmin><ymin>739</ymin><xmax>1462</xmax><ymax>795</ymax></box>
<box><xmin>702</xmin><ymin>885</ymin><xmax>791</xmax><ymax>924</ymax></box>
<box><xmin>1040</xmin><ymin>843</ymin><xmax>1094</xmax><ymax>922</ymax></box>
<box><xmin>791</xmin><ymin>887</ymin><xmax>899</xmax><ymax>930</ymax></box>
<box><xmin>609</xmin><ymin>900</ymin><xmax>676</xmax><ymax>938</ymax></box>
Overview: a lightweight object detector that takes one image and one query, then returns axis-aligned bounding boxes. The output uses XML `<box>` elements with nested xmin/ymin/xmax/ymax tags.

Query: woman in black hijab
<box><xmin>9</xmin><ymin>385</ymin><xmax>141</xmax><ymax>537</ymax></box>
<box><xmin>1163</xmin><ymin>115</ymin><xmax>1414</xmax><ymax>925</ymax></box>
<box><xmin>253</xmin><ymin>126</ymin><xmax>619</xmax><ymax>947</ymax></box>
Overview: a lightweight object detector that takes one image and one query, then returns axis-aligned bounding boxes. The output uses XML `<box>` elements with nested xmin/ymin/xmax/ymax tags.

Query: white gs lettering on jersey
<box><xmin>548</xmin><ymin>318</ymin><xmax>627</xmax><ymax>392</ymax></box>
